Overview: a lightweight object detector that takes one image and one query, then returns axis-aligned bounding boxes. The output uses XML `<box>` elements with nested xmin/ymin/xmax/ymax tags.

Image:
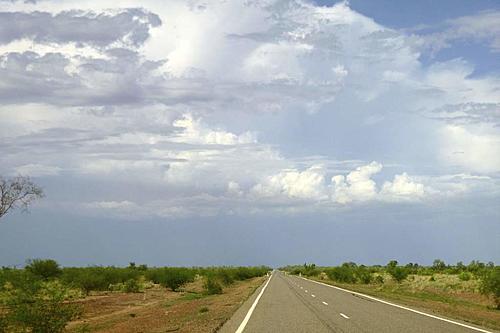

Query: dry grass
<box><xmin>66</xmin><ymin>276</ymin><xmax>265</xmax><ymax>333</ymax></box>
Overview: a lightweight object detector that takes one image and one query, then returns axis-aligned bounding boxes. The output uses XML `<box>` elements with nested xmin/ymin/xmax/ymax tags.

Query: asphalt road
<box><xmin>219</xmin><ymin>271</ymin><xmax>495</xmax><ymax>333</ymax></box>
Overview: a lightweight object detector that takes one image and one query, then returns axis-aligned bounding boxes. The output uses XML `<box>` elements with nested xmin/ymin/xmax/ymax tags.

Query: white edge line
<box><xmin>340</xmin><ymin>313</ymin><xmax>350</xmax><ymax>319</ymax></box>
<box><xmin>298</xmin><ymin>276</ymin><xmax>493</xmax><ymax>333</ymax></box>
<box><xmin>322</xmin><ymin>301</ymin><xmax>329</xmax><ymax>305</ymax></box>
<box><xmin>235</xmin><ymin>272</ymin><xmax>273</xmax><ymax>333</ymax></box>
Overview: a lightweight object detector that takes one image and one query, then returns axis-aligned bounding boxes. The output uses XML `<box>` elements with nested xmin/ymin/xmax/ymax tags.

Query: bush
<box><xmin>2</xmin><ymin>280</ymin><xmax>81</xmax><ymax>333</ymax></box>
<box><xmin>388</xmin><ymin>267</ymin><xmax>408</xmax><ymax>283</ymax></box>
<box><xmin>25</xmin><ymin>259</ymin><xmax>62</xmax><ymax>280</ymax></box>
<box><xmin>374</xmin><ymin>275</ymin><xmax>384</xmax><ymax>284</ymax></box>
<box><xmin>458</xmin><ymin>272</ymin><xmax>471</xmax><ymax>281</ymax></box>
<box><xmin>124</xmin><ymin>279</ymin><xmax>140</xmax><ymax>293</ymax></box>
<box><xmin>355</xmin><ymin>266</ymin><xmax>372</xmax><ymax>284</ymax></box>
<box><xmin>480</xmin><ymin>266</ymin><xmax>500</xmax><ymax>309</ymax></box>
<box><xmin>325</xmin><ymin>265</ymin><xmax>356</xmax><ymax>283</ymax></box>
<box><xmin>146</xmin><ymin>268</ymin><xmax>195</xmax><ymax>291</ymax></box>
<box><xmin>203</xmin><ymin>276</ymin><xmax>223</xmax><ymax>295</ymax></box>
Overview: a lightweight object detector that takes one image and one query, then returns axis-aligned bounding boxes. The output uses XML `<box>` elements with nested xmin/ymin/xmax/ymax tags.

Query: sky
<box><xmin>0</xmin><ymin>0</ymin><xmax>499</xmax><ymax>268</ymax></box>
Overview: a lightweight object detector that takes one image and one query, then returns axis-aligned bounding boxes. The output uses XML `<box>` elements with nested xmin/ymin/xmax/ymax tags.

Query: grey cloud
<box><xmin>0</xmin><ymin>50</ymin><xmax>166</xmax><ymax>106</ymax></box>
<box><xmin>429</xmin><ymin>103</ymin><xmax>500</xmax><ymax>126</ymax></box>
<box><xmin>0</xmin><ymin>8</ymin><xmax>161</xmax><ymax>47</ymax></box>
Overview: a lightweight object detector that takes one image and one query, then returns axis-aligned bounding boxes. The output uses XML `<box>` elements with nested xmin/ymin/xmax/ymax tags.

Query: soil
<box><xmin>66</xmin><ymin>276</ymin><xmax>265</xmax><ymax>333</ymax></box>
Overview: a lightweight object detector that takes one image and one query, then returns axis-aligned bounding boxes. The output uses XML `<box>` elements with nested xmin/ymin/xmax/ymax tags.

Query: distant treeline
<box><xmin>0</xmin><ymin>259</ymin><xmax>271</xmax><ymax>333</ymax></box>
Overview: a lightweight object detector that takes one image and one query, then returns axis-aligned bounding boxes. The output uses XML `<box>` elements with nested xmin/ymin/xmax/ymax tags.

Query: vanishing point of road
<box><xmin>219</xmin><ymin>271</ymin><xmax>496</xmax><ymax>333</ymax></box>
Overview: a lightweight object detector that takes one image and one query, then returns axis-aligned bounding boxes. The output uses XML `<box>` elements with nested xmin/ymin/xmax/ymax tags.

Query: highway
<box><xmin>219</xmin><ymin>271</ymin><xmax>495</xmax><ymax>333</ymax></box>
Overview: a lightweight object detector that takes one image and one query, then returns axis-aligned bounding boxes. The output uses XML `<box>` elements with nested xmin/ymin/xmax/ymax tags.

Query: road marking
<box><xmin>311</xmin><ymin>294</ymin><xmax>316</xmax><ymax>298</ymax></box>
<box><xmin>340</xmin><ymin>313</ymin><xmax>349</xmax><ymax>319</ymax></box>
<box><xmin>300</xmin><ymin>286</ymin><xmax>303</xmax><ymax>289</ymax></box>
<box><xmin>299</xmin><ymin>276</ymin><xmax>493</xmax><ymax>333</ymax></box>
<box><xmin>322</xmin><ymin>301</ymin><xmax>329</xmax><ymax>305</ymax></box>
<box><xmin>235</xmin><ymin>273</ymin><xmax>273</xmax><ymax>333</ymax></box>
<box><xmin>305</xmin><ymin>290</ymin><xmax>308</xmax><ymax>293</ymax></box>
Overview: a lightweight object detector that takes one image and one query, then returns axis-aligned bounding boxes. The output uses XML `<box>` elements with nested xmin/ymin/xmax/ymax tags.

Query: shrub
<box><xmin>480</xmin><ymin>266</ymin><xmax>500</xmax><ymax>309</ymax></box>
<box><xmin>3</xmin><ymin>280</ymin><xmax>81</xmax><ymax>333</ymax></box>
<box><xmin>215</xmin><ymin>269</ymin><xmax>234</xmax><ymax>285</ymax></box>
<box><xmin>124</xmin><ymin>279</ymin><xmax>140</xmax><ymax>293</ymax></box>
<box><xmin>25</xmin><ymin>259</ymin><xmax>62</xmax><ymax>280</ymax></box>
<box><xmin>203</xmin><ymin>276</ymin><xmax>223</xmax><ymax>295</ymax></box>
<box><xmin>374</xmin><ymin>275</ymin><xmax>384</xmax><ymax>284</ymax></box>
<box><xmin>146</xmin><ymin>268</ymin><xmax>195</xmax><ymax>291</ymax></box>
<box><xmin>458</xmin><ymin>272</ymin><xmax>471</xmax><ymax>281</ymax></box>
<box><xmin>326</xmin><ymin>265</ymin><xmax>356</xmax><ymax>283</ymax></box>
<box><xmin>355</xmin><ymin>266</ymin><xmax>372</xmax><ymax>284</ymax></box>
<box><xmin>388</xmin><ymin>267</ymin><xmax>408</xmax><ymax>283</ymax></box>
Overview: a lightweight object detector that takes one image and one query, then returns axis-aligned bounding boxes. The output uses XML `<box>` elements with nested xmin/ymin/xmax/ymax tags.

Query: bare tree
<box><xmin>0</xmin><ymin>176</ymin><xmax>44</xmax><ymax>220</ymax></box>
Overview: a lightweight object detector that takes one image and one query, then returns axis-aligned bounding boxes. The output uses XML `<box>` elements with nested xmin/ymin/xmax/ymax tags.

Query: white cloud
<box><xmin>171</xmin><ymin>114</ymin><xmax>256</xmax><ymax>145</ymax></box>
<box><xmin>439</xmin><ymin>125</ymin><xmax>500</xmax><ymax>173</ymax></box>
<box><xmin>380</xmin><ymin>173</ymin><xmax>425</xmax><ymax>201</ymax></box>
<box><xmin>250</xmin><ymin>164</ymin><xmax>327</xmax><ymax>200</ymax></box>
<box><xmin>331</xmin><ymin>162</ymin><xmax>382</xmax><ymax>203</ymax></box>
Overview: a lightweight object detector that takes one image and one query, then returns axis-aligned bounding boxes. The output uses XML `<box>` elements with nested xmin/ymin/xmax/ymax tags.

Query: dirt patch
<box><xmin>67</xmin><ymin>277</ymin><xmax>265</xmax><ymax>333</ymax></box>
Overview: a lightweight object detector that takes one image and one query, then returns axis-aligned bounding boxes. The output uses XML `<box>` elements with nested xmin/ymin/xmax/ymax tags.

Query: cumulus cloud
<box><xmin>331</xmin><ymin>162</ymin><xmax>382</xmax><ymax>203</ymax></box>
<box><xmin>380</xmin><ymin>173</ymin><xmax>425</xmax><ymax>200</ymax></box>
<box><xmin>250</xmin><ymin>162</ymin><xmax>428</xmax><ymax>205</ymax></box>
<box><xmin>250</xmin><ymin>165</ymin><xmax>327</xmax><ymax>200</ymax></box>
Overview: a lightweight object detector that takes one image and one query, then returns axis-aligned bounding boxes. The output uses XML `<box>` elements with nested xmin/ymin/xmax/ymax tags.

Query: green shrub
<box><xmin>25</xmin><ymin>259</ymin><xmax>62</xmax><ymax>280</ymax></box>
<box><xmin>480</xmin><ymin>266</ymin><xmax>500</xmax><ymax>309</ymax></box>
<box><xmin>458</xmin><ymin>272</ymin><xmax>471</xmax><ymax>281</ymax></box>
<box><xmin>388</xmin><ymin>267</ymin><xmax>408</xmax><ymax>283</ymax></box>
<box><xmin>325</xmin><ymin>265</ymin><xmax>356</xmax><ymax>283</ymax></box>
<box><xmin>146</xmin><ymin>268</ymin><xmax>195</xmax><ymax>291</ymax></box>
<box><xmin>355</xmin><ymin>266</ymin><xmax>372</xmax><ymax>284</ymax></box>
<box><xmin>124</xmin><ymin>279</ymin><xmax>140</xmax><ymax>293</ymax></box>
<box><xmin>204</xmin><ymin>276</ymin><xmax>223</xmax><ymax>295</ymax></box>
<box><xmin>2</xmin><ymin>280</ymin><xmax>81</xmax><ymax>333</ymax></box>
<box><xmin>215</xmin><ymin>269</ymin><xmax>234</xmax><ymax>285</ymax></box>
<box><xmin>374</xmin><ymin>275</ymin><xmax>384</xmax><ymax>284</ymax></box>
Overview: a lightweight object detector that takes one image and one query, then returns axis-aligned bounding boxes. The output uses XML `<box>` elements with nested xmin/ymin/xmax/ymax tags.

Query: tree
<box><xmin>0</xmin><ymin>176</ymin><xmax>44</xmax><ymax>220</ymax></box>
<box><xmin>25</xmin><ymin>259</ymin><xmax>62</xmax><ymax>280</ymax></box>
<box><xmin>432</xmin><ymin>259</ymin><xmax>446</xmax><ymax>271</ymax></box>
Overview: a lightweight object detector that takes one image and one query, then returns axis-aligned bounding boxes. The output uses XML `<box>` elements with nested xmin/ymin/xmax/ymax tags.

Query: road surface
<box><xmin>219</xmin><ymin>271</ymin><xmax>495</xmax><ymax>333</ymax></box>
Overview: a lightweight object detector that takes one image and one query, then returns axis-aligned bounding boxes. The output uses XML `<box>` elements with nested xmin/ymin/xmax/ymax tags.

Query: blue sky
<box><xmin>0</xmin><ymin>0</ymin><xmax>499</xmax><ymax>267</ymax></box>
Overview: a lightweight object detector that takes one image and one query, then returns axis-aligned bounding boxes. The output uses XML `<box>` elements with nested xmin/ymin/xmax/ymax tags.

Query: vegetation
<box><xmin>481</xmin><ymin>266</ymin><xmax>500</xmax><ymax>309</ymax></box>
<box><xmin>0</xmin><ymin>259</ymin><xmax>270</xmax><ymax>332</ymax></box>
<box><xmin>282</xmin><ymin>259</ymin><xmax>499</xmax><ymax>330</ymax></box>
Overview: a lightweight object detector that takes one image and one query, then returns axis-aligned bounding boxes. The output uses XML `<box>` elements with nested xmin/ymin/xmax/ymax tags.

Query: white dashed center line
<box><xmin>305</xmin><ymin>290</ymin><xmax>308</xmax><ymax>293</ymax></box>
<box><xmin>322</xmin><ymin>301</ymin><xmax>328</xmax><ymax>306</ymax></box>
<box><xmin>311</xmin><ymin>294</ymin><xmax>316</xmax><ymax>298</ymax></box>
<box><xmin>340</xmin><ymin>313</ymin><xmax>350</xmax><ymax>319</ymax></box>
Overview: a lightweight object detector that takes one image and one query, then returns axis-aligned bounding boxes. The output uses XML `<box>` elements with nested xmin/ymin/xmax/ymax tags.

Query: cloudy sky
<box><xmin>0</xmin><ymin>0</ymin><xmax>499</xmax><ymax>267</ymax></box>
